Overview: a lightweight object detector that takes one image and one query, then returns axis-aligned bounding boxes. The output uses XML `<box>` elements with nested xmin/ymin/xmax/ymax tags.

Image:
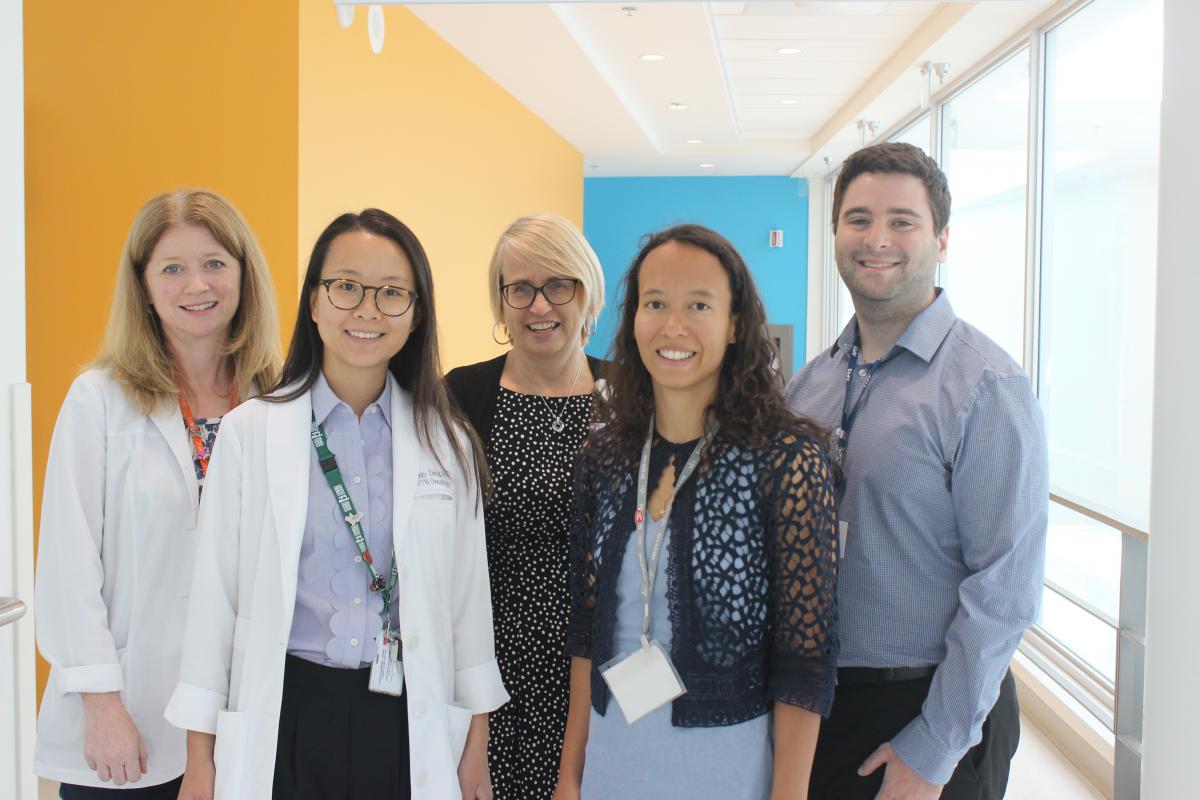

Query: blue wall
<box><xmin>582</xmin><ymin>176</ymin><xmax>809</xmax><ymax>367</ymax></box>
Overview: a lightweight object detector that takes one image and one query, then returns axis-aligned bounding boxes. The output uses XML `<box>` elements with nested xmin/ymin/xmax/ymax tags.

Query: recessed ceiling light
<box><xmin>668</xmin><ymin>102</ymin><xmax>688</xmax><ymax>111</ymax></box>
<box><xmin>776</xmin><ymin>47</ymin><xmax>802</xmax><ymax>55</ymax></box>
<box><xmin>687</xmin><ymin>139</ymin><xmax>704</xmax><ymax>144</ymax></box>
<box><xmin>780</xmin><ymin>99</ymin><xmax>799</xmax><ymax>105</ymax></box>
<box><xmin>699</xmin><ymin>163</ymin><xmax>716</xmax><ymax>168</ymax></box>
<box><xmin>641</xmin><ymin>54</ymin><xmax>666</xmax><ymax>62</ymax></box>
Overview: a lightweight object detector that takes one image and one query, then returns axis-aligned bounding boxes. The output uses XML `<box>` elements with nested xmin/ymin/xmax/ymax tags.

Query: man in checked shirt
<box><xmin>787</xmin><ymin>142</ymin><xmax>1048</xmax><ymax>800</ymax></box>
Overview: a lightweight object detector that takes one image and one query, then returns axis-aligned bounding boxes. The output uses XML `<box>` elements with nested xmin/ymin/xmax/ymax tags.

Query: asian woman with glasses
<box><xmin>167</xmin><ymin>209</ymin><xmax>507</xmax><ymax>799</ymax></box>
<box><xmin>446</xmin><ymin>214</ymin><xmax>606</xmax><ymax>799</ymax></box>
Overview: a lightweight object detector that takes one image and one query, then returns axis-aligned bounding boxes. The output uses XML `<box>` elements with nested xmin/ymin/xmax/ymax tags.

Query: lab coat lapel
<box><xmin>149</xmin><ymin>400</ymin><xmax>201</xmax><ymax>517</ymax></box>
<box><xmin>267</xmin><ymin>391</ymin><xmax>312</xmax><ymax>604</ymax></box>
<box><xmin>390</xmin><ymin>379</ymin><xmax>417</xmax><ymax>558</ymax></box>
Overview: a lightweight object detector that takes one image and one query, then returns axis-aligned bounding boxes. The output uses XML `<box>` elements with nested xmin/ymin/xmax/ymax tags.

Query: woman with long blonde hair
<box><xmin>33</xmin><ymin>189</ymin><xmax>279</xmax><ymax>798</ymax></box>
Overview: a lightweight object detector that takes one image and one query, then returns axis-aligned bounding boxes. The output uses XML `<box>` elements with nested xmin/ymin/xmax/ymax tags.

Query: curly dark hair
<box><xmin>598</xmin><ymin>223</ymin><xmax>829</xmax><ymax>462</ymax></box>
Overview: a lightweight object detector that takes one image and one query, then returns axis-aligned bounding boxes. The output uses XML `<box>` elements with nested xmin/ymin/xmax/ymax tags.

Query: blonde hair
<box><xmin>487</xmin><ymin>214</ymin><xmax>605</xmax><ymax>343</ymax></box>
<box><xmin>94</xmin><ymin>189</ymin><xmax>281</xmax><ymax>412</ymax></box>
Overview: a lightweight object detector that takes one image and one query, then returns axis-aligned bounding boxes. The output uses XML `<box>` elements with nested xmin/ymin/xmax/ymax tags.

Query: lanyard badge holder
<box><xmin>310</xmin><ymin>414</ymin><xmax>404</xmax><ymax>696</ymax></box>
<box><xmin>600</xmin><ymin>415</ymin><xmax>716</xmax><ymax>725</ymax></box>
<box><xmin>832</xmin><ymin>338</ymin><xmax>888</xmax><ymax>558</ymax></box>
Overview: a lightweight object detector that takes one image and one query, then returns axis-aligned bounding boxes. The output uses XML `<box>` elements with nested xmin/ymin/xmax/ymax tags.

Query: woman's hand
<box><xmin>457</xmin><ymin>714</ymin><xmax>494</xmax><ymax>800</ymax></box>
<box><xmin>770</xmin><ymin>702</ymin><xmax>820</xmax><ymax>800</ymax></box>
<box><xmin>176</xmin><ymin>730</ymin><xmax>216</xmax><ymax>800</ymax></box>
<box><xmin>552</xmin><ymin>780</ymin><xmax>582</xmax><ymax>800</ymax></box>
<box><xmin>80</xmin><ymin>692</ymin><xmax>147</xmax><ymax>785</ymax></box>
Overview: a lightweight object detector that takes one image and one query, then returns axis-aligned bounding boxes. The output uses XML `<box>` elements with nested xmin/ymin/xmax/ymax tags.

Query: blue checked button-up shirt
<box><xmin>785</xmin><ymin>290</ymin><xmax>1048</xmax><ymax>784</ymax></box>
<box><xmin>287</xmin><ymin>373</ymin><xmax>397</xmax><ymax>668</ymax></box>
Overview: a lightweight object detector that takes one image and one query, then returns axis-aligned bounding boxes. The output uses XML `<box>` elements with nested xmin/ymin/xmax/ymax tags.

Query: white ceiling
<box><xmin>397</xmin><ymin>1</ymin><xmax>1058</xmax><ymax>176</ymax></box>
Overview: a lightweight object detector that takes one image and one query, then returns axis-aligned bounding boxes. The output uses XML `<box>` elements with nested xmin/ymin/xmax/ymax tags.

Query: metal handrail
<box><xmin>0</xmin><ymin>596</ymin><xmax>27</xmax><ymax>628</ymax></box>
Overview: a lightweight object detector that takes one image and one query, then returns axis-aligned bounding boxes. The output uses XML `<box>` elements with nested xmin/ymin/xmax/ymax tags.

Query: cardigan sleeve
<box><xmin>445</xmin><ymin>355</ymin><xmax>506</xmax><ymax>445</ymax></box>
<box><xmin>764</xmin><ymin>434</ymin><xmax>840</xmax><ymax>717</ymax></box>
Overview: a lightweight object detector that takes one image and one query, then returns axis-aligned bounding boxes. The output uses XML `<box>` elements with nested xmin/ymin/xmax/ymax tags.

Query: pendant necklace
<box><xmin>520</xmin><ymin>352</ymin><xmax>585</xmax><ymax>433</ymax></box>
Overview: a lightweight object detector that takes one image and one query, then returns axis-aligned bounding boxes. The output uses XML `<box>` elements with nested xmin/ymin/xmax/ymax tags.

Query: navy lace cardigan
<box><xmin>566</xmin><ymin>428</ymin><xmax>840</xmax><ymax>726</ymax></box>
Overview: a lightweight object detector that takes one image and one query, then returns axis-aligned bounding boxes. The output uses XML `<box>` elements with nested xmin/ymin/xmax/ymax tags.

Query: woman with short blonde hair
<box><xmin>486</xmin><ymin>213</ymin><xmax>605</xmax><ymax>347</ymax></box>
<box><xmin>34</xmin><ymin>189</ymin><xmax>279</xmax><ymax>799</ymax></box>
<box><xmin>448</xmin><ymin>213</ymin><xmax>607</xmax><ymax>799</ymax></box>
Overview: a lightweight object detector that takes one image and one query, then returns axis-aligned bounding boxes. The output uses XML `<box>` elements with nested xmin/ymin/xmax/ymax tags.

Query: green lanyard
<box><xmin>309</xmin><ymin>412</ymin><xmax>398</xmax><ymax>620</ymax></box>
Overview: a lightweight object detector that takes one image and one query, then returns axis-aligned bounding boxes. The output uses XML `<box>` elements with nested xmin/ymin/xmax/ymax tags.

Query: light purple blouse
<box><xmin>287</xmin><ymin>373</ymin><xmax>398</xmax><ymax>668</ymax></box>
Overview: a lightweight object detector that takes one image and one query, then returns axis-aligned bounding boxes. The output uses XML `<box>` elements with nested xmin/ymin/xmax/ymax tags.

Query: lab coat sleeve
<box><xmin>35</xmin><ymin>372</ymin><xmax>125</xmax><ymax>695</ymax></box>
<box><xmin>448</xmin><ymin>433</ymin><xmax>509</xmax><ymax>715</ymax></box>
<box><xmin>164</xmin><ymin>415</ymin><xmax>245</xmax><ymax>734</ymax></box>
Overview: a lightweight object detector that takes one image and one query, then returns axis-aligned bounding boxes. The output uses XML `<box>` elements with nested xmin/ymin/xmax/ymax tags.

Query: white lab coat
<box><xmin>164</xmin><ymin>376</ymin><xmax>508</xmax><ymax>799</ymax></box>
<box><xmin>34</xmin><ymin>368</ymin><xmax>200</xmax><ymax>787</ymax></box>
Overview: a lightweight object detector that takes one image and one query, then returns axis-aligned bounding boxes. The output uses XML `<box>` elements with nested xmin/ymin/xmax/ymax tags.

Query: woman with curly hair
<box><xmin>553</xmin><ymin>224</ymin><xmax>839</xmax><ymax>800</ymax></box>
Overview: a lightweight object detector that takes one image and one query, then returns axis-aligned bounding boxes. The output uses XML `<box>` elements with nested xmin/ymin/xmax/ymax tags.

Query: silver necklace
<box><xmin>519</xmin><ymin>352</ymin><xmax>585</xmax><ymax>433</ymax></box>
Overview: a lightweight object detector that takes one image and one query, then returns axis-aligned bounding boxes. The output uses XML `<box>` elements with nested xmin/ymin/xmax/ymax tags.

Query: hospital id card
<box><xmin>600</xmin><ymin>640</ymin><xmax>686</xmax><ymax>725</ymax></box>
<box><xmin>368</xmin><ymin>633</ymin><xmax>404</xmax><ymax>696</ymax></box>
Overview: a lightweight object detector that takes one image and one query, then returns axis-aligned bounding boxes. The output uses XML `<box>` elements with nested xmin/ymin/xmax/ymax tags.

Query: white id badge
<box><xmin>368</xmin><ymin>634</ymin><xmax>404</xmax><ymax>696</ymax></box>
<box><xmin>838</xmin><ymin>520</ymin><xmax>849</xmax><ymax>558</ymax></box>
<box><xmin>600</xmin><ymin>640</ymin><xmax>686</xmax><ymax>725</ymax></box>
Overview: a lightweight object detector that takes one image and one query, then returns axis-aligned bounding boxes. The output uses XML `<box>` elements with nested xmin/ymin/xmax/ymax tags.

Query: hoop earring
<box><xmin>492</xmin><ymin>322</ymin><xmax>512</xmax><ymax>346</ymax></box>
<box><xmin>583</xmin><ymin>315</ymin><xmax>598</xmax><ymax>338</ymax></box>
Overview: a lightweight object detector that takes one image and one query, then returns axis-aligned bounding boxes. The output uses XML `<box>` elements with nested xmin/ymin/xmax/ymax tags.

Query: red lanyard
<box><xmin>178</xmin><ymin>377</ymin><xmax>239</xmax><ymax>478</ymax></box>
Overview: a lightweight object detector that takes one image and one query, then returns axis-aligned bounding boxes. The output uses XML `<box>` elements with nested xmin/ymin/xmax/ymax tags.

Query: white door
<box><xmin>1</xmin><ymin>2</ymin><xmax>38</xmax><ymax>799</ymax></box>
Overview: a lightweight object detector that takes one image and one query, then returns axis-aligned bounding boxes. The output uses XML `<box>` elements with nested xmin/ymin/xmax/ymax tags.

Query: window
<box><xmin>940</xmin><ymin>50</ymin><xmax>1031</xmax><ymax>365</ymax></box>
<box><xmin>890</xmin><ymin>114</ymin><xmax>931</xmax><ymax>155</ymax></box>
<box><xmin>1039</xmin><ymin>0</ymin><xmax>1162</xmax><ymax>535</ymax></box>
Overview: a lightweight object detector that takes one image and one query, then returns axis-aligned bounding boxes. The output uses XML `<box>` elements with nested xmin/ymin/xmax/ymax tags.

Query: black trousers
<box><xmin>273</xmin><ymin>655</ymin><xmax>411</xmax><ymax>800</ymax></box>
<box><xmin>810</xmin><ymin>669</ymin><xmax>1019</xmax><ymax>800</ymax></box>
<box><xmin>59</xmin><ymin>777</ymin><xmax>183</xmax><ymax>799</ymax></box>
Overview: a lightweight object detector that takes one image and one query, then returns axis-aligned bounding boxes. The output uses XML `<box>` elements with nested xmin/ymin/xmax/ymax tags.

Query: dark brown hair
<box><xmin>832</xmin><ymin>142</ymin><xmax>951</xmax><ymax>234</ymax></box>
<box><xmin>268</xmin><ymin>209</ymin><xmax>486</xmax><ymax>497</ymax></box>
<box><xmin>599</xmin><ymin>223</ymin><xmax>828</xmax><ymax>461</ymax></box>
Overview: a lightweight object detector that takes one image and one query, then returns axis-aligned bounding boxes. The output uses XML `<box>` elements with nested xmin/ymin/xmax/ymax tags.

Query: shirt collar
<box><xmin>830</xmin><ymin>288</ymin><xmax>957</xmax><ymax>364</ymax></box>
<box><xmin>311</xmin><ymin>370</ymin><xmax>393</xmax><ymax>427</ymax></box>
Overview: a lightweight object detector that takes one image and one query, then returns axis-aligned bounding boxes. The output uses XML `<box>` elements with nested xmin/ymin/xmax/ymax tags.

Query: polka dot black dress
<box><xmin>485</xmin><ymin>387</ymin><xmax>592</xmax><ymax>800</ymax></box>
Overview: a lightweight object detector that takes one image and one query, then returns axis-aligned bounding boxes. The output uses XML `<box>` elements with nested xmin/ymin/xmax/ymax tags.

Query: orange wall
<box><xmin>299</xmin><ymin>1</ymin><xmax>583</xmax><ymax>370</ymax></box>
<box><xmin>25</xmin><ymin>0</ymin><xmax>300</xmax><ymax>696</ymax></box>
<box><xmin>25</xmin><ymin>0</ymin><xmax>583</xmax><ymax>702</ymax></box>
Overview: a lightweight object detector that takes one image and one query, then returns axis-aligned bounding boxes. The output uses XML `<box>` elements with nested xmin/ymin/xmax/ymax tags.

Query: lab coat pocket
<box><xmin>444</xmin><ymin>702</ymin><xmax>473</xmax><ymax>767</ymax></box>
<box><xmin>213</xmin><ymin>709</ymin><xmax>250</xmax><ymax>799</ymax></box>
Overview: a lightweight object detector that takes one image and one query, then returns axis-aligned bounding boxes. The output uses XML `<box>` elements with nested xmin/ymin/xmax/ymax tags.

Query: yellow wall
<box><xmin>299</xmin><ymin>0</ymin><xmax>583</xmax><ymax>370</ymax></box>
<box><xmin>25</xmin><ymin>0</ymin><xmax>301</xmax><ymax>697</ymax></box>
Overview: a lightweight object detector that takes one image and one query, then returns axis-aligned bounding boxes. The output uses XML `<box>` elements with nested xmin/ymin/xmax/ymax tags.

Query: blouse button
<box><xmin>354</xmin><ymin>555</ymin><xmax>362</xmax><ymax>563</ymax></box>
<box><xmin>350</xmin><ymin>638</ymin><xmax>359</xmax><ymax>647</ymax></box>
<box><xmin>353</xmin><ymin>475</ymin><xmax>362</xmax><ymax>484</ymax></box>
<box><xmin>353</xmin><ymin>597</ymin><xmax>362</xmax><ymax>605</ymax></box>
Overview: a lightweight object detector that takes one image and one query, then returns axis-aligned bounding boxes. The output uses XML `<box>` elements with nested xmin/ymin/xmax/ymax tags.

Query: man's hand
<box><xmin>859</xmin><ymin>742</ymin><xmax>943</xmax><ymax>800</ymax></box>
<box><xmin>80</xmin><ymin>692</ymin><xmax>147</xmax><ymax>785</ymax></box>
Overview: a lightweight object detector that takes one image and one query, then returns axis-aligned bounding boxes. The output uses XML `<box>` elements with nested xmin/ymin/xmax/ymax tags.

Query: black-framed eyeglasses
<box><xmin>499</xmin><ymin>278</ymin><xmax>580</xmax><ymax>309</ymax></box>
<box><xmin>318</xmin><ymin>278</ymin><xmax>418</xmax><ymax>317</ymax></box>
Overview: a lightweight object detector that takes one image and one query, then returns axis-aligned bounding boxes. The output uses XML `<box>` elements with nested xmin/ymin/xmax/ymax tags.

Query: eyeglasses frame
<box><xmin>317</xmin><ymin>278</ymin><xmax>418</xmax><ymax>317</ymax></box>
<box><xmin>498</xmin><ymin>277</ymin><xmax>581</xmax><ymax>310</ymax></box>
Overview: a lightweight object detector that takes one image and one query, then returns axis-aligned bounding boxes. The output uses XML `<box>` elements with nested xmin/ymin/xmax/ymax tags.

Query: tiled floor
<box><xmin>38</xmin><ymin>714</ymin><xmax>1107</xmax><ymax>799</ymax></box>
